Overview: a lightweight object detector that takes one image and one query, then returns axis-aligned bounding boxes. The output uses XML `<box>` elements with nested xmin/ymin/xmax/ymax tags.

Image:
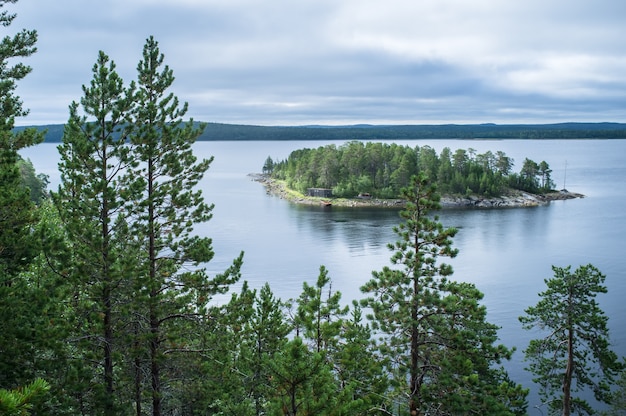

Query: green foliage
<box><xmin>16</xmin><ymin>157</ymin><xmax>48</xmax><ymax>203</ymax></box>
<box><xmin>0</xmin><ymin>378</ymin><xmax>50</xmax><ymax>416</ymax></box>
<box><xmin>291</xmin><ymin>267</ymin><xmax>391</xmax><ymax>414</ymax></box>
<box><xmin>520</xmin><ymin>264</ymin><xmax>624</xmax><ymax>416</ymax></box>
<box><xmin>508</xmin><ymin>157</ymin><xmax>556</xmax><ymax>193</ymax></box>
<box><xmin>267</xmin><ymin>337</ymin><xmax>338</xmax><ymax>416</ymax></box>
<box><xmin>294</xmin><ymin>265</ymin><xmax>348</xmax><ymax>353</ymax></box>
<box><xmin>124</xmin><ymin>37</ymin><xmax>243</xmax><ymax>414</ymax></box>
<box><xmin>0</xmin><ymin>205</ymin><xmax>73</xmax><ymax>411</ymax></box>
<box><xmin>0</xmin><ymin>5</ymin><xmax>65</xmax><ymax>414</ymax></box>
<box><xmin>52</xmin><ymin>49</ymin><xmax>136</xmax><ymax>416</ymax></box>
<box><xmin>271</xmin><ymin>141</ymin><xmax>556</xmax><ymax>199</ymax></box>
<box><xmin>0</xmin><ymin>143</ymin><xmax>39</xmax><ymax>278</ymax></box>
<box><xmin>0</xmin><ymin>0</ymin><xmax>43</xmax><ymax>279</ymax></box>
<box><xmin>361</xmin><ymin>173</ymin><xmax>527</xmax><ymax>415</ymax></box>
<box><xmin>262</xmin><ymin>155</ymin><xmax>274</xmax><ymax>174</ymax></box>
<box><xmin>333</xmin><ymin>301</ymin><xmax>390</xmax><ymax>414</ymax></box>
<box><xmin>0</xmin><ymin>0</ymin><xmax>38</xmax><ymax>128</ymax></box>
<box><xmin>49</xmin><ymin>37</ymin><xmax>245</xmax><ymax>415</ymax></box>
<box><xmin>601</xmin><ymin>364</ymin><xmax>626</xmax><ymax>415</ymax></box>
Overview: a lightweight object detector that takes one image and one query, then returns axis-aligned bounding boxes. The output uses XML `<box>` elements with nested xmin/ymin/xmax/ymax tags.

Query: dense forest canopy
<box><xmin>268</xmin><ymin>141</ymin><xmax>556</xmax><ymax>198</ymax></box>
<box><xmin>13</xmin><ymin>121</ymin><xmax>626</xmax><ymax>142</ymax></box>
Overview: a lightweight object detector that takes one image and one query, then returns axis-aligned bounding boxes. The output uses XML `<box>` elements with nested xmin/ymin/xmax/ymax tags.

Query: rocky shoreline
<box><xmin>249</xmin><ymin>174</ymin><xmax>585</xmax><ymax>209</ymax></box>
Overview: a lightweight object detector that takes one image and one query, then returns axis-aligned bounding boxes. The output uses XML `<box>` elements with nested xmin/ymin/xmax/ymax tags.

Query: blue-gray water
<box><xmin>22</xmin><ymin>139</ymin><xmax>626</xmax><ymax>414</ymax></box>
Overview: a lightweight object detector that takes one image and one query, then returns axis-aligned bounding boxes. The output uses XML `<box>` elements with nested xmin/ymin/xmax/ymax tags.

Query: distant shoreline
<box><xmin>13</xmin><ymin>121</ymin><xmax>626</xmax><ymax>143</ymax></box>
<box><xmin>250</xmin><ymin>174</ymin><xmax>585</xmax><ymax>209</ymax></box>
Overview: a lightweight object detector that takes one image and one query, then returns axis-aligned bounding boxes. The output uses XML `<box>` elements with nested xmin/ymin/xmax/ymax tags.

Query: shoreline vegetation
<box><xmin>250</xmin><ymin>174</ymin><xmax>585</xmax><ymax>209</ymax></box>
<box><xmin>13</xmin><ymin>121</ymin><xmax>626</xmax><ymax>142</ymax></box>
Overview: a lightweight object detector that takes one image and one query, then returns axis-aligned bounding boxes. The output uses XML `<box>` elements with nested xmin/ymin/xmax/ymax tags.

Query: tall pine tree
<box><xmin>125</xmin><ymin>36</ymin><xmax>242</xmax><ymax>416</ymax></box>
<box><xmin>520</xmin><ymin>264</ymin><xmax>624</xmax><ymax>416</ymax></box>
<box><xmin>53</xmin><ymin>51</ymin><xmax>135</xmax><ymax>415</ymax></box>
<box><xmin>361</xmin><ymin>173</ymin><xmax>527</xmax><ymax>415</ymax></box>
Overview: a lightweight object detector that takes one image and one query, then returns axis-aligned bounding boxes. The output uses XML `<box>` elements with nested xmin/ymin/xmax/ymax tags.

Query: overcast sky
<box><xmin>8</xmin><ymin>0</ymin><xmax>626</xmax><ymax>126</ymax></box>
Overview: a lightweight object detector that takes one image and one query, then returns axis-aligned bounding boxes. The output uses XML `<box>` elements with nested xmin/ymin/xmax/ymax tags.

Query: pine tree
<box><xmin>0</xmin><ymin>0</ymin><xmax>48</xmax><ymax>394</ymax></box>
<box><xmin>361</xmin><ymin>172</ymin><xmax>527</xmax><ymax>415</ymax></box>
<box><xmin>248</xmin><ymin>283</ymin><xmax>290</xmax><ymax>415</ymax></box>
<box><xmin>520</xmin><ymin>264</ymin><xmax>624</xmax><ymax>416</ymax></box>
<box><xmin>52</xmin><ymin>51</ymin><xmax>134</xmax><ymax>415</ymax></box>
<box><xmin>601</xmin><ymin>366</ymin><xmax>626</xmax><ymax>416</ymax></box>
<box><xmin>0</xmin><ymin>135</ymin><xmax>38</xmax><ymax>280</ymax></box>
<box><xmin>126</xmin><ymin>36</ymin><xmax>242</xmax><ymax>416</ymax></box>
<box><xmin>294</xmin><ymin>265</ymin><xmax>348</xmax><ymax>353</ymax></box>
<box><xmin>0</xmin><ymin>0</ymin><xmax>42</xmax><ymax>281</ymax></box>
<box><xmin>334</xmin><ymin>301</ymin><xmax>390</xmax><ymax>414</ymax></box>
<box><xmin>267</xmin><ymin>337</ymin><xmax>338</xmax><ymax>416</ymax></box>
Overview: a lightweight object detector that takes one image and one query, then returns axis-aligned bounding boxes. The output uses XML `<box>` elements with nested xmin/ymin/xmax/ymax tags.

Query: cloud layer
<box><xmin>10</xmin><ymin>0</ymin><xmax>626</xmax><ymax>126</ymax></box>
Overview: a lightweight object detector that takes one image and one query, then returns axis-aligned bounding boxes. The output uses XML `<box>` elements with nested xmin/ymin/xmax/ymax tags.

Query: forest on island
<box><xmin>2</xmin><ymin>2</ymin><xmax>626</xmax><ymax>415</ymax></box>
<box><xmin>265</xmin><ymin>141</ymin><xmax>556</xmax><ymax>199</ymax></box>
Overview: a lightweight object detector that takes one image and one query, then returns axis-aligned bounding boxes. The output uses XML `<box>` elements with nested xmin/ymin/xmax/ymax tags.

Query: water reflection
<box><xmin>292</xmin><ymin>205</ymin><xmax>401</xmax><ymax>252</ymax></box>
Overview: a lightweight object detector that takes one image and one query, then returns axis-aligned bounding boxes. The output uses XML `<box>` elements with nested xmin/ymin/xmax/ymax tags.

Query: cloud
<box><xmin>8</xmin><ymin>0</ymin><xmax>626</xmax><ymax>126</ymax></box>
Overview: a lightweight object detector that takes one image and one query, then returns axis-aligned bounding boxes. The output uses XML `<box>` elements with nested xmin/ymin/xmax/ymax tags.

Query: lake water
<box><xmin>21</xmin><ymin>139</ymin><xmax>626</xmax><ymax>413</ymax></box>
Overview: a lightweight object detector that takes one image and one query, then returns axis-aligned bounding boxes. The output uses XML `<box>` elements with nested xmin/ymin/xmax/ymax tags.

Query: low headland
<box><xmin>250</xmin><ymin>174</ymin><xmax>584</xmax><ymax>209</ymax></box>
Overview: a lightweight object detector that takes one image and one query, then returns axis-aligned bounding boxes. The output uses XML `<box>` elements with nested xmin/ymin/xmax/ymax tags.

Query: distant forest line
<box><xmin>14</xmin><ymin>121</ymin><xmax>626</xmax><ymax>142</ymax></box>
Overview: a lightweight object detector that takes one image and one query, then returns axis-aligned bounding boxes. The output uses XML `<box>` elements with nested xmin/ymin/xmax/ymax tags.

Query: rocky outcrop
<box><xmin>249</xmin><ymin>174</ymin><xmax>584</xmax><ymax>209</ymax></box>
<box><xmin>440</xmin><ymin>190</ymin><xmax>584</xmax><ymax>208</ymax></box>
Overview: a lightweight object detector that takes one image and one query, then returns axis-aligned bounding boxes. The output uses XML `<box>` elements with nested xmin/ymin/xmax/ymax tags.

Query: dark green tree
<box><xmin>0</xmin><ymin>136</ymin><xmax>39</xmax><ymax>280</ymax></box>
<box><xmin>361</xmin><ymin>173</ymin><xmax>527</xmax><ymax>415</ymax></box>
<box><xmin>0</xmin><ymin>0</ymin><xmax>38</xmax><ymax>129</ymax></box>
<box><xmin>520</xmin><ymin>157</ymin><xmax>540</xmax><ymax>191</ymax></box>
<box><xmin>53</xmin><ymin>50</ymin><xmax>135</xmax><ymax>415</ymax></box>
<box><xmin>0</xmin><ymin>0</ymin><xmax>50</xmax><ymax>398</ymax></box>
<box><xmin>262</xmin><ymin>155</ymin><xmax>274</xmax><ymax>175</ymax></box>
<box><xmin>267</xmin><ymin>337</ymin><xmax>338</xmax><ymax>416</ymax></box>
<box><xmin>247</xmin><ymin>283</ymin><xmax>290</xmax><ymax>415</ymax></box>
<box><xmin>495</xmin><ymin>150</ymin><xmax>514</xmax><ymax>176</ymax></box>
<box><xmin>294</xmin><ymin>265</ymin><xmax>348</xmax><ymax>353</ymax></box>
<box><xmin>334</xmin><ymin>301</ymin><xmax>390</xmax><ymax>414</ymax></box>
<box><xmin>0</xmin><ymin>0</ymin><xmax>42</xmax><ymax>281</ymax></box>
<box><xmin>126</xmin><ymin>36</ymin><xmax>242</xmax><ymax>416</ymax></box>
<box><xmin>520</xmin><ymin>264</ymin><xmax>624</xmax><ymax>416</ymax></box>
<box><xmin>17</xmin><ymin>156</ymin><xmax>48</xmax><ymax>203</ymax></box>
<box><xmin>538</xmin><ymin>160</ymin><xmax>555</xmax><ymax>191</ymax></box>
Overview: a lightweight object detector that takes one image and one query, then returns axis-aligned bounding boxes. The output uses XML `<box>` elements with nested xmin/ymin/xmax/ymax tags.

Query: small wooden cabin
<box><xmin>307</xmin><ymin>188</ymin><xmax>333</xmax><ymax>198</ymax></box>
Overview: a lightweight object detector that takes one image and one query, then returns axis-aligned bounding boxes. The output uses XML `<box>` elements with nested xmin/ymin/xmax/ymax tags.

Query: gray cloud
<box><xmin>9</xmin><ymin>0</ymin><xmax>626</xmax><ymax>126</ymax></box>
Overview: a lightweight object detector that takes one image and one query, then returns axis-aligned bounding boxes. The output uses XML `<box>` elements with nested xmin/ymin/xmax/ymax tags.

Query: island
<box><xmin>254</xmin><ymin>142</ymin><xmax>585</xmax><ymax>209</ymax></box>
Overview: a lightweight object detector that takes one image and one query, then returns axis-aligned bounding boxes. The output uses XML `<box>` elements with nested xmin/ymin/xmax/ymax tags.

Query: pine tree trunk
<box><xmin>562</xmin><ymin>289</ymin><xmax>574</xmax><ymax>416</ymax></box>
<box><xmin>103</xmin><ymin>284</ymin><xmax>114</xmax><ymax>415</ymax></box>
<box><xmin>102</xmin><ymin>147</ymin><xmax>115</xmax><ymax>416</ymax></box>
<box><xmin>134</xmin><ymin>331</ymin><xmax>142</xmax><ymax>416</ymax></box>
<box><xmin>150</xmin><ymin>307</ymin><xmax>161</xmax><ymax>416</ymax></box>
<box><xmin>148</xmin><ymin>158</ymin><xmax>161</xmax><ymax>416</ymax></box>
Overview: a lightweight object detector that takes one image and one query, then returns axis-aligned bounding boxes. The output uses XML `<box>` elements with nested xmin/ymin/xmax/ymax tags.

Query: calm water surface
<box><xmin>22</xmin><ymin>139</ymin><xmax>626</xmax><ymax>413</ymax></box>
